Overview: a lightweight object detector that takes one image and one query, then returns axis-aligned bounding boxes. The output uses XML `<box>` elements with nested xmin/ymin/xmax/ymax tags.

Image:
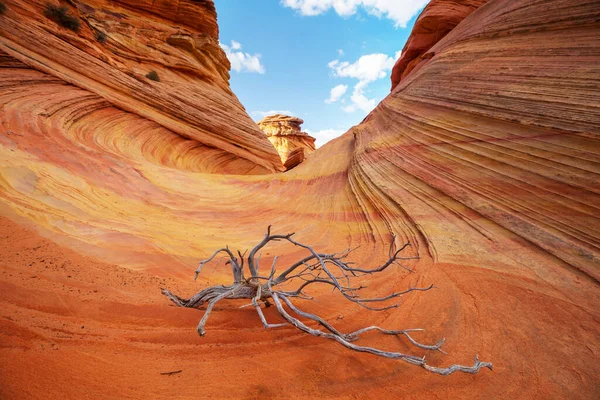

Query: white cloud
<box><xmin>305</xmin><ymin>128</ymin><xmax>346</xmax><ymax>147</ymax></box>
<box><xmin>329</xmin><ymin>53</ymin><xmax>396</xmax><ymax>82</ymax></box>
<box><xmin>341</xmin><ymin>82</ymin><xmax>378</xmax><ymax>112</ymax></box>
<box><xmin>327</xmin><ymin>52</ymin><xmax>399</xmax><ymax>113</ymax></box>
<box><xmin>338</xmin><ymin>49</ymin><xmax>344</xmax><ymax>56</ymax></box>
<box><xmin>325</xmin><ymin>84</ymin><xmax>348</xmax><ymax>104</ymax></box>
<box><xmin>251</xmin><ymin>110</ymin><xmax>295</xmax><ymax>119</ymax></box>
<box><xmin>220</xmin><ymin>40</ymin><xmax>266</xmax><ymax>74</ymax></box>
<box><xmin>281</xmin><ymin>0</ymin><xmax>429</xmax><ymax>28</ymax></box>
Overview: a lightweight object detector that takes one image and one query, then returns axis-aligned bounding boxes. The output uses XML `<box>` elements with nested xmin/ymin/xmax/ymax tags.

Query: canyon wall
<box><xmin>0</xmin><ymin>0</ymin><xmax>283</xmax><ymax>174</ymax></box>
<box><xmin>0</xmin><ymin>0</ymin><xmax>599</xmax><ymax>398</ymax></box>
<box><xmin>391</xmin><ymin>0</ymin><xmax>489</xmax><ymax>89</ymax></box>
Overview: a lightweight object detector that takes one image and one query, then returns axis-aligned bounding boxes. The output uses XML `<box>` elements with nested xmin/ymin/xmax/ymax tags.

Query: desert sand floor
<box><xmin>1</xmin><ymin>216</ymin><xmax>598</xmax><ymax>399</ymax></box>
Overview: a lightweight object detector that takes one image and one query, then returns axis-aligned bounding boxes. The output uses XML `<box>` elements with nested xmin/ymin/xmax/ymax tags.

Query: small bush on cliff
<box><xmin>146</xmin><ymin>70</ymin><xmax>160</xmax><ymax>82</ymax></box>
<box><xmin>0</xmin><ymin>1</ymin><xmax>7</xmax><ymax>15</ymax></box>
<box><xmin>95</xmin><ymin>31</ymin><xmax>107</xmax><ymax>44</ymax></box>
<box><xmin>44</xmin><ymin>3</ymin><xmax>81</xmax><ymax>32</ymax></box>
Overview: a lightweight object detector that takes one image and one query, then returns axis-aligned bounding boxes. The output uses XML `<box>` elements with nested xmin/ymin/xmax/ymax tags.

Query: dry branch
<box><xmin>160</xmin><ymin>370</ymin><xmax>182</xmax><ymax>376</ymax></box>
<box><xmin>162</xmin><ymin>227</ymin><xmax>492</xmax><ymax>376</ymax></box>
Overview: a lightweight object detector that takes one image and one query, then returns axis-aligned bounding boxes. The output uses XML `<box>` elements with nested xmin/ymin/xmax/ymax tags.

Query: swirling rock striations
<box><xmin>112</xmin><ymin>0</ymin><xmax>220</xmax><ymax>37</ymax></box>
<box><xmin>257</xmin><ymin>114</ymin><xmax>316</xmax><ymax>168</ymax></box>
<box><xmin>0</xmin><ymin>0</ymin><xmax>283</xmax><ymax>174</ymax></box>
<box><xmin>0</xmin><ymin>0</ymin><xmax>599</xmax><ymax>398</ymax></box>
<box><xmin>390</xmin><ymin>0</ymin><xmax>489</xmax><ymax>89</ymax></box>
<box><xmin>383</xmin><ymin>0</ymin><xmax>600</xmax><ymax>280</ymax></box>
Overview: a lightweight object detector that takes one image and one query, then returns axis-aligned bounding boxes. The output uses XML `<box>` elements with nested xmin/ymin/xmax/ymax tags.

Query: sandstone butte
<box><xmin>0</xmin><ymin>0</ymin><xmax>599</xmax><ymax>399</ymax></box>
<box><xmin>257</xmin><ymin>114</ymin><xmax>316</xmax><ymax>169</ymax></box>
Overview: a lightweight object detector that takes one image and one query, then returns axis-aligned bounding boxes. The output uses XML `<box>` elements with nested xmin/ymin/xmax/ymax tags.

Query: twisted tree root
<box><xmin>162</xmin><ymin>227</ymin><xmax>492</xmax><ymax>376</ymax></box>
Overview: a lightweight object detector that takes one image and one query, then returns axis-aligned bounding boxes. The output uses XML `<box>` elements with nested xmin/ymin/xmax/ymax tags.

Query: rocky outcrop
<box><xmin>390</xmin><ymin>0</ymin><xmax>489</xmax><ymax>89</ymax></box>
<box><xmin>0</xmin><ymin>0</ymin><xmax>599</xmax><ymax>398</ymax></box>
<box><xmin>0</xmin><ymin>0</ymin><xmax>283</xmax><ymax>173</ymax></box>
<box><xmin>282</xmin><ymin>146</ymin><xmax>308</xmax><ymax>170</ymax></box>
<box><xmin>257</xmin><ymin>114</ymin><xmax>316</xmax><ymax>167</ymax></box>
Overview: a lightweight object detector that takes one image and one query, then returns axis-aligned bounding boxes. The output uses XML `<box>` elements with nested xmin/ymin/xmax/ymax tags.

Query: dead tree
<box><xmin>162</xmin><ymin>227</ymin><xmax>492</xmax><ymax>376</ymax></box>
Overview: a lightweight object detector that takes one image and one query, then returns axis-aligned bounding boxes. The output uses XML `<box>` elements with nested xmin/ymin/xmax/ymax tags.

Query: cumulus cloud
<box><xmin>338</xmin><ymin>49</ymin><xmax>344</xmax><ymax>56</ymax></box>
<box><xmin>327</xmin><ymin>52</ymin><xmax>399</xmax><ymax>113</ymax></box>
<box><xmin>251</xmin><ymin>110</ymin><xmax>295</xmax><ymax>119</ymax></box>
<box><xmin>305</xmin><ymin>128</ymin><xmax>346</xmax><ymax>147</ymax></box>
<box><xmin>341</xmin><ymin>81</ymin><xmax>377</xmax><ymax>112</ymax></box>
<box><xmin>281</xmin><ymin>0</ymin><xmax>429</xmax><ymax>28</ymax></box>
<box><xmin>328</xmin><ymin>53</ymin><xmax>396</xmax><ymax>82</ymax></box>
<box><xmin>220</xmin><ymin>40</ymin><xmax>266</xmax><ymax>74</ymax></box>
<box><xmin>325</xmin><ymin>84</ymin><xmax>348</xmax><ymax>104</ymax></box>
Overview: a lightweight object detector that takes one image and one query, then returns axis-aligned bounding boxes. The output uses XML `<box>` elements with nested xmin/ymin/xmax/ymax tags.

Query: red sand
<box><xmin>1</xmin><ymin>216</ymin><xmax>598</xmax><ymax>399</ymax></box>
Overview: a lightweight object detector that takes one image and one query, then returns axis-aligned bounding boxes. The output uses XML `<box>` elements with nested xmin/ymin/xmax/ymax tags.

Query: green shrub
<box><xmin>0</xmin><ymin>1</ymin><xmax>7</xmax><ymax>15</ymax></box>
<box><xmin>44</xmin><ymin>3</ymin><xmax>81</xmax><ymax>32</ymax></box>
<box><xmin>146</xmin><ymin>70</ymin><xmax>160</xmax><ymax>82</ymax></box>
<box><xmin>95</xmin><ymin>31</ymin><xmax>107</xmax><ymax>44</ymax></box>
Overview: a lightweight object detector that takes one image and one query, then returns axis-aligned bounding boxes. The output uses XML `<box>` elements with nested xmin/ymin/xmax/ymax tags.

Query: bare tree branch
<box><xmin>162</xmin><ymin>227</ymin><xmax>492</xmax><ymax>376</ymax></box>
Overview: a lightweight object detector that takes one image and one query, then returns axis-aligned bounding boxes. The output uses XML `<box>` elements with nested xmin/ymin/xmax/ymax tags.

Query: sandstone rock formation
<box><xmin>257</xmin><ymin>114</ymin><xmax>316</xmax><ymax>168</ymax></box>
<box><xmin>1</xmin><ymin>0</ymin><xmax>599</xmax><ymax>398</ymax></box>
<box><xmin>0</xmin><ymin>0</ymin><xmax>283</xmax><ymax>174</ymax></box>
<box><xmin>390</xmin><ymin>0</ymin><xmax>489</xmax><ymax>89</ymax></box>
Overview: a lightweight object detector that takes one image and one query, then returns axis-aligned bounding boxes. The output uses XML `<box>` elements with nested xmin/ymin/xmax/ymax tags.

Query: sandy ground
<box><xmin>1</xmin><ymin>216</ymin><xmax>599</xmax><ymax>399</ymax></box>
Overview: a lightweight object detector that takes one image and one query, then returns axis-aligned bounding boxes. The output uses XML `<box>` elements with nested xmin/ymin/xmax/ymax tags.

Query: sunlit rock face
<box><xmin>257</xmin><ymin>114</ymin><xmax>316</xmax><ymax>168</ymax></box>
<box><xmin>112</xmin><ymin>0</ymin><xmax>220</xmax><ymax>36</ymax></box>
<box><xmin>390</xmin><ymin>0</ymin><xmax>489</xmax><ymax>89</ymax></box>
<box><xmin>0</xmin><ymin>0</ymin><xmax>599</xmax><ymax>398</ymax></box>
<box><xmin>0</xmin><ymin>0</ymin><xmax>283</xmax><ymax>174</ymax></box>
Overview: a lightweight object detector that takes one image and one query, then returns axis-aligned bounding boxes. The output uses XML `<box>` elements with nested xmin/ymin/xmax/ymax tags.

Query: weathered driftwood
<box><xmin>162</xmin><ymin>227</ymin><xmax>492</xmax><ymax>376</ymax></box>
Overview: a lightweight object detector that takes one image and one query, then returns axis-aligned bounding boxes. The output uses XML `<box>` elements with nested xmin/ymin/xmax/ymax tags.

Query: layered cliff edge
<box><xmin>0</xmin><ymin>0</ymin><xmax>284</xmax><ymax>174</ymax></box>
<box><xmin>1</xmin><ymin>0</ymin><xmax>599</xmax><ymax>398</ymax></box>
<box><xmin>391</xmin><ymin>0</ymin><xmax>490</xmax><ymax>89</ymax></box>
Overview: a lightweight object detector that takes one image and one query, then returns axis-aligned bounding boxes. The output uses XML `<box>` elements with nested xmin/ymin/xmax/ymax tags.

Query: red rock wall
<box><xmin>113</xmin><ymin>0</ymin><xmax>219</xmax><ymax>37</ymax></box>
<box><xmin>0</xmin><ymin>0</ymin><xmax>283</xmax><ymax>173</ymax></box>
<box><xmin>390</xmin><ymin>0</ymin><xmax>489</xmax><ymax>89</ymax></box>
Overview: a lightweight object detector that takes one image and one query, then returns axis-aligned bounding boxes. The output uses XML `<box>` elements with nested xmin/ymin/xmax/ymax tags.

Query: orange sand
<box><xmin>1</xmin><ymin>216</ymin><xmax>598</xmax><ymax>399</ymax></box>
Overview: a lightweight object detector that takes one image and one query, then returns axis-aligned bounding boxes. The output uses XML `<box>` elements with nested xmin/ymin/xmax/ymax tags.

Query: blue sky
<box><xmin>215</xmin><ymin>1</ymin><xmax>428</xmax><ymax>146</ymax></box>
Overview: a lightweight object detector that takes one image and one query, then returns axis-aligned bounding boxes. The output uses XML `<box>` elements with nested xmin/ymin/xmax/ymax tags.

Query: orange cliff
<box><xmin>257</xmin><ymin>114</ymin><xmax>316</xmax><ymax>169</ymax></box>
<box><xmin>391</xmin><ymin>0</ymin><xmax>489</xmax><ymax>89</ymax></box>
<box><xmin>1</xmin><ymin>0</ymin><xmax>600</xmax><ymax>399</ymax></box>
<box><xmin>0</xmin><ymin>0</ymin><xmax>283</xmax><ymax>174</ymax></box>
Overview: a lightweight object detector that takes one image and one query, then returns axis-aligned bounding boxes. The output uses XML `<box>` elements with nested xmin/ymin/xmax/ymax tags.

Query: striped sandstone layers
<box><xmin>391</xmin><ymin>0</ymin><xmax>489</xmax><ymax>89</ymax></box>
<box><xmin>0</xmin><ymin>0</ymin><xmax>599</xmax><ymax>398</ymax></box>
<box><xmin>0</xmin><ymin>0</ymin><xmax>283</xmax><ymax>174</ymax></box>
